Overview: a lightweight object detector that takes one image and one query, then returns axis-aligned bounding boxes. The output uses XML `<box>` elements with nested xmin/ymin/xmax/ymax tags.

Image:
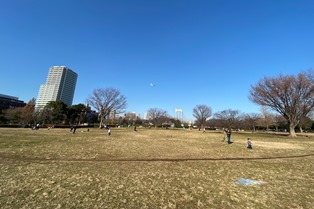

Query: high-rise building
<box><xmin>35</xmin><ymin>66</ymin><xmax>78</xmax><ymax>110</ymax></box>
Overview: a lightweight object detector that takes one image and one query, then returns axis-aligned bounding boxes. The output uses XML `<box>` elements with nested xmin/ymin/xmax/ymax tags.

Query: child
<box><xmin>107</xmin><ymin>128</ymin><xmax>111</xmax><ymax>136</ymax></box>
<box><xmin>247</xmin><ymin>138</ymin><xmax>252</xmax><ymax>149</ymax></box>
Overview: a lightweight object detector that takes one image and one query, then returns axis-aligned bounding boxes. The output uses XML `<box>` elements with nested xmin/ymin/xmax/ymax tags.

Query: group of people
<box><xmin>223</xmin><ymin>128</ymin><xmax>253</xmax><ymax>149</ymax></box>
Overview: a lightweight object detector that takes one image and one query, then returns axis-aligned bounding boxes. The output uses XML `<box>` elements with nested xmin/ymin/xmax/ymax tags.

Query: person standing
<box><xmin>226</xmin><ymin>129</ymin><xmax>232</xmax><ymax>144</ymax></box>
<box><xmin>107</xmin><ymin>128</ymin><xmax>111</xmax><ymax>136</ymax></box>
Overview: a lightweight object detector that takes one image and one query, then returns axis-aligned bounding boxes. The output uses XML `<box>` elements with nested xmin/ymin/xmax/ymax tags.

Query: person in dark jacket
<box><xmin>226</xmin><ymin>129</ymin><xmax>232</xmax><ymax>144</ymax></box>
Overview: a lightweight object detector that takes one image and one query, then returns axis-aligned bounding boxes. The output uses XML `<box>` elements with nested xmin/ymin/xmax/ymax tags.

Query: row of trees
<box><xmin>0</xmin><ymin>99</ymin><xmax>98</xmax><ymax>127</ymax></box>
<box><xmin>1</xmin><ymin>70</ymin><xmax>313</xmax><ymax>137</ymax></box>
<box><xmin>192</xmin><ymin>70</ymin><xmax>314</xmax><ymax>137</ymax></box>
<box><xmin>2</xmin><ymin>99</ymin><xmax>312</xmax><ymax>133</ymax></box>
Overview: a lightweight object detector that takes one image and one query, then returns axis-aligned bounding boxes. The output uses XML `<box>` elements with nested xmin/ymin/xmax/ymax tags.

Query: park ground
<box><xmin>0</xmin><ymin>127</ymin><xmax>314</xmax><ymax>209</ymax></box>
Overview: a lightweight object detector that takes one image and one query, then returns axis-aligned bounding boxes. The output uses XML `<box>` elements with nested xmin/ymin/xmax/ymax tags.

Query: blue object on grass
<box><xmin>235</xmin><ymin>178</ymin><xmax>267</xmax><ymax>185</ymax></box>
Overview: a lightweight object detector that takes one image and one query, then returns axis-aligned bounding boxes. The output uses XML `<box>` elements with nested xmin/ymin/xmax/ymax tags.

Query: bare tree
<box><xmin>87</xmin><ymin>88</ymin><xmax>127</xmax><ymax>128</ymax></box>
<box><xmin>193</xmin><ymin>105</ymin><xmax>212</xmax><ymax>130</ymax></box>
<box><xmin>298</xmin><ymin>116</ymin><xmax>313</xmax><ymax>133</ymax></box>
<box><xmin>249</xmin><ymin>70</ymin><xmax>314</xmax><ymax>137</ymax></box>
<box><xmin>147</xmin><ymin>108</ymin><xmax>168</xmax><ymax>128</ymax></box>
<box><xmin>260</xmin><ymin>106</ymin><xmax>275</xmax><ymax>131</ymax></box>
<box><xmin>273</xmin><ymin>114</ymin><xmax>287</xmax><ymax>132</ymax></box>
<box><xmin>243</xmin><ymin>113</ymin><xmax>261</xmax><ymax>132</ymax></box>
<box><xmin>214</xmin><ymin>109</ymin><xmax>241</xmax><ymax>129</ymax></box>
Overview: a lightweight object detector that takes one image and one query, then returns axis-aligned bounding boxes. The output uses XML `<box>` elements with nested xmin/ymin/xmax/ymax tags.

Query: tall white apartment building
<box><xmin>35</xmin><ymin>66</ymin><xmax>78</xmax><ymax>110</ymax></box>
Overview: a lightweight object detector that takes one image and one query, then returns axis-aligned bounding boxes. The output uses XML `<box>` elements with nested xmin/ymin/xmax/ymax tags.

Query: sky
<box><xmin>1</xmin><ymin>0</ymin><xmax>314</xmax><ymax>121</ymax></box>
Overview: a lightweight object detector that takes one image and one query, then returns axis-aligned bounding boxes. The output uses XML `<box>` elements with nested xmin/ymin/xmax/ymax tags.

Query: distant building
<box><xmin>35</xmin><ymin>66</ymin><xmax>77</xmax><ymax>110</ymax></box>
<box><xmin>0</xmin><ymin>94</ymin><xmax>26</xmax><ymax>110</ymax></box>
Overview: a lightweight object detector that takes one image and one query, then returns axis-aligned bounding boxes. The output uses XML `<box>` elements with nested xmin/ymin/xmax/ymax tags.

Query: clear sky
<box><xmin>1</xmin><ymin>0</ymin><xmax>313</xmax><ymax>121</ymax></box>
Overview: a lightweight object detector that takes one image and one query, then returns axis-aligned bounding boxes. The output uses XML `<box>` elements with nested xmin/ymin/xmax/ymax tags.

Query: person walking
<box><xmin>73</xmin><ymin>125</ymin><xmax>77</xmax><ymax>134</ymax></box>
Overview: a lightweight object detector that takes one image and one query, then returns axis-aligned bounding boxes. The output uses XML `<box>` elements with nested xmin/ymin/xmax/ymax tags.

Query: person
<box><xmin>34</xmin><ymin>123</ymin><xmax>40</xmax><ymax>130</ymax></box>
<box><xmin>247</xmin><ymin>138</ymin><xmax>253</xmax><ymax>149</ymax></box>
<box><xmin>134</xmin><ymin>125</ymin><xmax>137</xmax><ymax>131</ymax></box>
<box><xmin>107</xmin><ymin>128</ymin><xmax>111</xmax><ymax>136</ymax></box>
<box><xmin>226</xmin><ymin>129</ymin><xmax>232</xmax><ymax>144</ymax></box>
<box><xmin>72</xmin><ymin>125</ymin><xmax>77</xmax><ymax>134</ymax></box>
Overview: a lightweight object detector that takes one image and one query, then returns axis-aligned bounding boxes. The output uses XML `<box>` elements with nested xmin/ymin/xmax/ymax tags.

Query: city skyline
<box><xmin>1</xmin><ymin>1</ymin><xmax>314</xmax><ymax>120</ymax></box>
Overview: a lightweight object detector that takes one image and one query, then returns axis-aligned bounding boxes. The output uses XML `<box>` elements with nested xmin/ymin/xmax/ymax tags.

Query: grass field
<box><xmin>0</xmin><ymin>127</ymin><xmax>314</xmax><ymax>209</ymax></box>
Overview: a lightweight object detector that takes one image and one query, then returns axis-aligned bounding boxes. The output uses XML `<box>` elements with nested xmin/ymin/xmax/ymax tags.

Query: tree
<box><xmin>298</xmin><ymin>116</ymin><xmax>313</xmax><ymax>133</ymax></box>
<box><xmin>273</xmin><ymin>114</ymin><xmax>287</xmax><ymax>132</ymax></box>
<box><xmin>41</xmin><ymin>101</ymin><xmax>68</xmax><ymax>124</ymax></box>
<box><xmin>147</xmin><ymin>108</ymin><xmax>168</xmax><ymax>128</ymax></box>
<box><xmin>243</xmin><ymin>113</ymin><xmax>261</xmax><ymax>132</ymax></box>
<box><xmin>4</xmin><ymin>107</ymin><xmax>22</xmax><ymax>124</ymax></box>
<box><xmin>192</xmin><ymin>105</ymin><xmax>212</xmax><ymax>130</ymax></box>
<box><xmin>67</xmin><ymin>104</ymin><xmax>87</xmax><ymax>125</ymax></box>
<box><xmin>0</xmin><ymin>109</ymin><xmax>7</xmax><ymax>124</ymax></box>
<box><xmin>260</xmin><ymin>106</ymin><xmax>275</xmax><ymax>131</ymax></box>
<box><xmin>20</xmin><ymin>98</ymin><xmax>36</xmax><ymax>125</ymax></box>
<box><xmin>214</xmin><ymin>109</ymin><xmax>241</xmax><ymax>129</ymax></box>
<box><xmin>249</xmin><ymin>70</ymin><xmax>314</xmax><ymax>137</ymax></box>
<box><xmin>87</xmin><ymin>88</ymin><xmax>127</xmax><ymax>128</ymax></box>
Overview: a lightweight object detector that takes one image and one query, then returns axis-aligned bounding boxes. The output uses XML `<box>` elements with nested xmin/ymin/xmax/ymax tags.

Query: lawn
<box><xmin>0</xmin><ymin>127</ymin><xmax>313</xmax><ymax>208</ymax></box>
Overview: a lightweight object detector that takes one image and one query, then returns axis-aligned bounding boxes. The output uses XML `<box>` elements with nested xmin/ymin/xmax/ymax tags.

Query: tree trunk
<box><xmin>99</xmin><ymin>116</ymin><xmax>104</xmax><ymax>129</ymax></box>
<box><xmin>288</xmin><ymin>122</ymin><xmax>297</xmax><ymax>137</ymax></box>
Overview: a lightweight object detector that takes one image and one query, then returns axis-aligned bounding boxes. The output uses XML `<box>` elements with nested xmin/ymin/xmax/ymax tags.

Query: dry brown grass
<box><xmin>0</xmin><ymin>128</ymin><xmax>314</xmax><ymax>208</ymax></box>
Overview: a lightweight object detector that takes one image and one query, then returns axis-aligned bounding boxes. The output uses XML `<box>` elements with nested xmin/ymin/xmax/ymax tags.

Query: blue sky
<box><xmin>1</xmin><ymin>0</ymin><xmax>313</xmax><ymax>121</ymax></box>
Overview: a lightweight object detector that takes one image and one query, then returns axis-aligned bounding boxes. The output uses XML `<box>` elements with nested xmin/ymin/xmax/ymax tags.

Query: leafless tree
<box><xmin>260</xmin><ymin>106</ymin><xmax>275</xmax><ymax>131</ymax></box>
<box><xmin>243</xmin><ymin>113</ymin><xmax>261</xmax><ymax>132</ymax></box>
<box><xmin>147</xmin><ymin>108</ymin><xmax>168</xmax><ymax>128</ymax></box>
<box><xmin>214</xmin><ymin>109</ymin><xmax>241</xmax><ymax>129</ymax></box>
<box><xmin>249</xmin><ymin>70</ymin><xmax>314</xmax><ymax>137</ymax></box>
<box><xmin>87</xmin><ymin>88</ymin><xmax>127</xmax><ymax>128</ymax></box>
<box><xmin>124</xmin><ymin>112</ymin><xmax>137</xmax><ymax>122</ymax></box>
<box><xmin>193</xmin><ymin>105</ymin><xmax>212</xmax><ymax>130</ymax></box>
<box><xmin>273</xmin><ymin>114</ymin><xmax>287</xmax><ymax>132</ymax></box>
<box><xmin>298</xmin><ymin>116</ymin><xmax>313</xmax><ymax>133</ymax></box>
